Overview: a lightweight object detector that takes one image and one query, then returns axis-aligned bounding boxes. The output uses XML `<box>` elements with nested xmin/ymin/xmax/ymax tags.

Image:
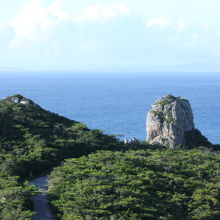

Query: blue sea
<box><xmin>0</xmin><ymin>72</ymin><xmax>220</xmax><ymax>144</ymax></box>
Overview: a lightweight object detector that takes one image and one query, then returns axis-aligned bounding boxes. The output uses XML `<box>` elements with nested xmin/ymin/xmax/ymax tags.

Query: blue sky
<box><xmin>1</xmin><ymin>0</ymin><xmax>220</xmax><ymax>72</ymax></box>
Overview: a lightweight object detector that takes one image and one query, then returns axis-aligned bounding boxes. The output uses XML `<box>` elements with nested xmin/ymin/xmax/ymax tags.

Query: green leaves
<box><xmin>189</xmin><ymin>183</ymin><xmax>220</xmax><ymax>219</ymax></box>
<box><xmin>0</xmin><ymin>95</ymin><xmax>120</xmax><ymax>178</ymax></box>
<box><xmin>0</xmin><ymin>174</ymin><xmax>38</xmax><ymax>220</ymax></box>
<box><xmin>0</xmin><ymin>96</ymin><xmax>121</xmax><ymax>219</ymax></box>
<box><xmin>49</xmin><ymin>149</ymin><xmax>220</xmax><ymax>220</ymax></box>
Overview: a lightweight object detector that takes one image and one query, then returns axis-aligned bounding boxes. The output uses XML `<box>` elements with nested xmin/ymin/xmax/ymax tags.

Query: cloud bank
<box><xmin>0</xmin><ymin>0</ymin><xmax>219</xmax><ymax>71</ymax></box>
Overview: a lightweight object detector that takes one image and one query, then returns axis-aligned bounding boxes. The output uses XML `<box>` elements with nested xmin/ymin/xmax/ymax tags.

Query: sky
<box><xmin>1</xmin><ymin>0</ymin><xmax>220</xmax><ymax>72</ymax></box>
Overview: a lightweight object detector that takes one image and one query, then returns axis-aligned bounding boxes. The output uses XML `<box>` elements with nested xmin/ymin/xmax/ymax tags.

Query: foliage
<box><xmin>151</xmin><ymin>109</ymin><xmax>175</xmax><ymax>124</ymax></box>
<box><xmin>0</xmin><ymin>96</ymin><xmax>120</xmax><ymax>178</ymax></box>
<box><xmin>0</xmin><ymin>95</ymin><xmax>121</xmax><ymax>219</ymax></box>
<box><xmin>48</xmin><ymin>149</ymin><xmax>220</xmax><ymax>220</ymax></box>
<box><xmin>156</xmin><ymin>99</ymin><xmax>172</xmax><ymax>107</ymax></box>
<box><xmin>151</xmin><ymin>110</ymin><xmax>165</xmax><ymax>123</ymax></box>
<box><xmin>166</xmin><ymin>109</ymin><xmax>174</xmax><ymax>123</ymax></box>
<box><xmin>184</xmin><ymin>129</ymin><xmax>212</xmax><ymax>148</ymax></box>
<box><xmin>0</xmin><ymin>174</ymin><xmax>38</xmax><ymax>220</ymax></box>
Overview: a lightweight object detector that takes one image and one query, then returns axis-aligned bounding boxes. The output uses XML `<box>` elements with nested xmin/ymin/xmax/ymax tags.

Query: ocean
<box><xmin>0</xmin><ymin>72</ymin><xmax>220</xmax><ymax>144</ymax></box>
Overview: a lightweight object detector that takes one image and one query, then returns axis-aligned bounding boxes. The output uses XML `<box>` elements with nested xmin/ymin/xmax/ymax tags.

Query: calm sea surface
<box><xmin>0</xmin><ymin>72</ymin><xmax>220</xmax><ymax>144</ymax></box>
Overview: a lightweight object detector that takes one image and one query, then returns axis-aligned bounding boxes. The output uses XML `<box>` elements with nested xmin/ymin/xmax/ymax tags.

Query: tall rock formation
<box><xmin>146</xmin><ymin>95</ymin><xmax>211</xmax><ymax>147</ymax></box>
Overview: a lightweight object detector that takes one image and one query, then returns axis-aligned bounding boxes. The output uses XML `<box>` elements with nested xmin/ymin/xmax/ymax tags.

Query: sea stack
<box><xmin>146</xmin><ymin>95</ymin><xmax>210</xmax><ymax>147</ymax></box>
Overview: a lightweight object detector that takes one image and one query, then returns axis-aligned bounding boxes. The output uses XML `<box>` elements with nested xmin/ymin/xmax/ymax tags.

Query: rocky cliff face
<box><xmin>146</xmin><ymin>95</ymin><xmax>210</xmax><ymax>147</ymax></box>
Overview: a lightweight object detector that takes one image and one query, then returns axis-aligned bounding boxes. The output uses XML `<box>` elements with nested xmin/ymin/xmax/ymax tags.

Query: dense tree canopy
<box><xmin>49</xmin><ymin>149</ymin><xmax>220</xmax><ymax>220</ymax></box>
<box><xmin>0</xmin><ymin>95</ymin><xmax>120</xmax><ymax>218</ymax></box>
<box><xmin>0</xmin><ymin>95</ymin><xmax>120</xmax><ymax>178</ymax></box>
<box><xmin>0</xmin><ymin>174</ymin><xmax>38</xmax><ymax>220</ymax></box>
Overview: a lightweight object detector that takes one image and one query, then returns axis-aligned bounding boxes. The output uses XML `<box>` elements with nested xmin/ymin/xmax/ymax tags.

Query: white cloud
<box><xmin>74</xmin><ymin>3</ymin><xmax>130</xmax><ymax>23</ymax></box>
<box><xmin>8</xmin><ymin>0</ymin><xmax>72</xmax><ymax>48</ymax></box>
<box><xmin>146</xmin><ymin>18</ymin><xmax>188</xmax><ymax>32</ymax></box>
<box><xmin>103</xmin><ymin>4</ymin><xmax>130</xmax><ymax>18</ymax></box>
<box><xmin>202</xmin><ymin>23</ymin><xmax>209</xmax><ymax>29</ymax></box>
<box><xmin>47</xmin><ymin>1</ymin><xmax>70</xmax><ymax>21</ymax></box>
<box><xmin>2</xmin><ymin>0</ymin><xmax>220</xmax><ymax>71</ymax></box>
<box><xmin>146</xmin><ymin>17</ymin><xmax>170</xmax><ymax>28</ymax></box>
<box><xmin>74</xmin><ymin>4</ymin><xmax>101</xmax><ymax>23</ymax></box>
<box><xmin>176</xmin><ymin>20</ymin><xmax>186</xmax><ymax>31</ymax></box>
<box><xmin>9</xmin><ymin>1</ymin><xmax>131</xmax><ymax>48</ymax></box>
<box><xmin>9</xmin><ymin>0</ymin><xmax>47</xmax><ymax>38</ymax></box>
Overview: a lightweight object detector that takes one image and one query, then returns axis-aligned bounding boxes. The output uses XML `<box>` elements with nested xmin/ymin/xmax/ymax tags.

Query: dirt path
<box><xmin>30</xmin><ymin>176</ymin><xmax>55</xmax><ymax>220</ymax></box>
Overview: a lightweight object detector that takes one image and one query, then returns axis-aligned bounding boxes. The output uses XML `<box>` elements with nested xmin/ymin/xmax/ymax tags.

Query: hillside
<box><xmin>0</xmin><ymin>94</ymin><xmax>219</xmax><ymax>220</ymax></box>
<box><xmin>0</xmin><ymin>94</ymin><xmax>120</xmax><ymax>177</ymax></box>
<box><xmin>49</xmin><ymin>149</ymin><xmax>220</xmax><ymax>220</ymax></box>
<box><xmin>0</xmin><ymin>94</ymin><xmax>120</xmax><ymax>219</ymax></box>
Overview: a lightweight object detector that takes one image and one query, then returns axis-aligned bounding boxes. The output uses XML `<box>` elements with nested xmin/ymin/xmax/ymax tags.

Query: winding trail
<box><xmin>30</xmin><ymin>176</ymin><xmax>55</xmax><ymax>220</ymax></box>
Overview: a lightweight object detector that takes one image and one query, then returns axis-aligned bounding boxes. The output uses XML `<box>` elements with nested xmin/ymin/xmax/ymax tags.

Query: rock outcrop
<box><xmin>123</xmin><ymin>137</ymin><xmax>139</xmax><ymax>144</ymax></box>
<box><xmin>2</xmin><ymin>94</ymin><xmax>41</xmax><ymax>109</ymax></box>
<box><xmin>146</xmin><ymin>95</ymin><xmax>211</xmax><ymax>147</ymax></box>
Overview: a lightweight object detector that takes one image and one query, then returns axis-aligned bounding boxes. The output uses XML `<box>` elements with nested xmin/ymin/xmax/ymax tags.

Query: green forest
<box><xmin>0</xmin><ymin>95</ymin><xmax>220</xmax><ymax>220</ymax></box>
<box><xmin>49</xmin><ymin>150</ymin><xmax>220</xmax><ymax>220</ymax></box>
<box><xmin>0</xmin><ymin>95</ymin><xmax>119</xmax><ymax>219</ymax></box>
